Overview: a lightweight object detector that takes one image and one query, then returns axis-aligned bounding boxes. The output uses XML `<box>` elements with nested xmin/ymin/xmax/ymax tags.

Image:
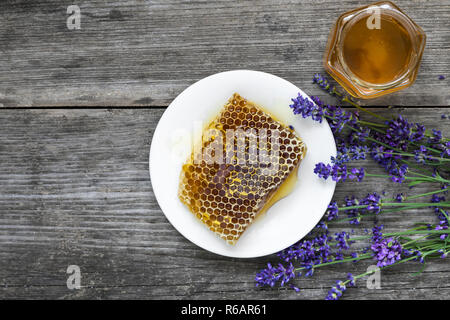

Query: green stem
<box><xmin>364</xmin><ymin>170</ymin><xmax>449</xmax><ymax>183</ymax></box>
<box><xmin>290</xmin><ymin>253</ymin><xmax>373</xmax><ymax>274</ymax></box>
<box><xmin>357</xmin><ymin>120</ymin><xmax>387</xmax><ymax>128</ymax></box>
<box><xmin>337</xmin><ymin>202</ymin><xmax>450</xmax><ymax>213</ymax></box>
<box><xmin>383</xmin><ymin>229</ymin><xmax>450</xmax><ymax>237</ymax></box>
<box><xmin>349</xmin><ymin>225</ymin><xmax>429</xmax><ymax>242</ymax></box>
<box><xmin>330</xmin><ymin>188</ymin><xmax>448</xmax><ymax>224</ymax></box>
<box><xmin>381</xmin><ymin>202</ymin><xmax>450</xmax><ymax>207</ymax></box>
<box><xmin>402</xmin><ymin>235</ymin><xmax>430</xmax><ymax>247</ymax></box>
<box><xmin>342</xmin><ymin>96</ymin><xmax>387</xmax><ymax>121</ymax></box>
<box><xmin>334</xmin><ymin>206</ymin><xmax>419</xmax><ymax>224</ymax></box>
<box><xmin>409</xmin><ymin>170</ymin><xmax>449</xmax><ymax>183</ymax></box>
<box><xmin>406</xmin><ymin>189</ymin><xmax>449</xmax><ymax>201</ymax></box>
<box><xmin>338</xmin><ymin>94</ymin><xmax>449</xmax><ymax>143</ymax></box>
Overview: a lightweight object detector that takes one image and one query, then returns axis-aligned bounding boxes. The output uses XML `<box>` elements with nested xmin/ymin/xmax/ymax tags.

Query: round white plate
<box><xmin>149</xmin><ymin>70</ymin><xmax>336</xmax><ymax>258</ymax></box>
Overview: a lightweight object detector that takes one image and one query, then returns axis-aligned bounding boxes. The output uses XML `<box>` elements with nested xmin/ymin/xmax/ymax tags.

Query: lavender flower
<box><xmin>331</xmin><ymin>141</ymin><xmax>368</xmax><ymax>165</ymax></box>
<box><xmin>428</xmin><ymin>129</ymin><xmax>442</xmax><ymax>145</ymax></box>
<box><xmin>290</xmin><ymin>284</ymin><xmax>301</xmax><ymax>292</ymax></box>
<box><xmin>314</xmin><ymin>163</ymin><xmax>332</xmax><ymax>179</ymax></box>
<box><xmin>255</xmin><ymin>262</ymin><xmax>297</xmax><ymax>287</ymax></box>
<box><xmin>347</xmin><ymin>273</ymin><xmax>356</xmax><ymax>286</ymax></box>
<box><xmin>344</xmin><ymin>196</ymin><xmax>361</xmax><ymax>225</ymax></box>
<box><xmin>370</xmin><ymin>145</ymin><xmax>392</xmax><ymax>163</ymax></box>
<box><xmin>414</xmin><ymin>145</ymin><xmax>429</xmax><ymax>164</ymax></box>
<box><xmin>325</xmin><ymin>281</ymin><xmax>346</xmax><ymax>300</ymax></box>
<box><xmin>384</xmin><ymin>115</ymin><xmax>412</xmax><ymax>149</ymax></box>
<box><xmin>335</xmin><ymin>231</ymin><xmax>352</xmax><ymax>250</ymax></box>
<box><xmin>431</xmin><ymin>194</ymin><xmax>445</xmax><ymax>204</ymax></box>
<box><xmin>290</xmin><ymin>94</ymin><xmax>323</xmax><ymax>123</ymax></box>
<box><xmin>369</xmin><ymin>146</ymin><xmax>409</xmax><ymax>183</ymax></box>
<box><xmin>411</xmin><ymin>123</ymin><xmax>426</xmax><ymax>142</ymax></box>
<box><xmin>327</xmin><ymin>107</ymin><xmax>359</xmax><ymax>133</ymax></box>
<box><xmin>313</xmin><ymin>73</ymin><xmax>337</xmax><ymax>95</ymax></box>
<box><xmin>291</xmin><ymin>92</ymin><xmax>359</xmax><ymax>134</ymax></box>
<box><xmin>277</xmin><ymin>231</ymin><xmax>333</xmax><ymax>265</ymax></box>
<box><xmin>325</xmin><ymin>201</ymin><xmax>339</xmax><ymax>221</ymax></box>
<box><xmin>331</xmin><ymin>164</ymin><xmax>348</xmax><ymax>182</ymax></box>
<box><xmin>371</xmin><ymin>237</ymin><xmax>402</xmax><ymax>267</ymax></box>
<box><xmin>431</xmin><ymin>194</ymin><xmax>447</xmax><ymax>214</ymax></box>
<box><xmin>414</xmin><ymin>250</ymin><xmax>425</xmax><ymax>263</ymax></box>
<box><xmin>314</xmin><ymin>163</ymin><xmax>365</xmax><ymax>183</ymax></box>
<box><xmin>335</xmin><ymin>251</ymin><xmax>344</xmax><ymax>261</ymax></box>
<box><xmin>348</xmin><ymin>167</ymin><xmax>365</xmax><ymax>182</ymax></box>
<box><xmin>386</xmin><ymin>161</ymin><xmax>408</xmax><ymax>183</ymax></box>
<box><xmin>349</xmin><ymin>127</ymin><xmax>370</xmax><ymax>144</ymax></box>
<box><xmin>440</xmin><ymin>141</ymin><xmax>450</xmax><ymax>158</ymax></box>
<box><xmin>361</xmin><ymin>192</ymin><xmax>382</xmax><ymax>214</ymax></box>
<box><xmin>395</xmin><ymin>193</ymin><xmax>404</xmax><ymax>203</ymax></box>
<box><xmin>434</xmin><ymin>220</ymin><xmax>448</xmax><ymax>235</ymax></box>
<box><xmin>438</xmin><ymin>249</ymin><xmax>447</xmax><ymax>259</ymax></box>
<box><xmin>315</xmin><ymin>221</ymin><xmax>329</xmax><ymax>230</ymax></box>
<box><xmin>371</xmin><ymin>224</ymin><xmax>384</xmax><ymax>243</ymax></box>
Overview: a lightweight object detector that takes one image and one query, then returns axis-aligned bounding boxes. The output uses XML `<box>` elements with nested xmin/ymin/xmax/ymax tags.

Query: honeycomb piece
<box><xmin>178</xmin><ymin>93</ymin><xmax>307</xmax><ymax>245</ymax></box>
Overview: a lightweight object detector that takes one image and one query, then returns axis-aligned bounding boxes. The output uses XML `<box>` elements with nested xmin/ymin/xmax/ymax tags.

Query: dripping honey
<box><xmin>341</xmin><ymin>15</ymin><xmax>413</xmax><ymax>85</ymax></box>
<box><xmin>258</xmin><ymin>166</ymin><xmax>299</xmax><ymax>218</ymax></box>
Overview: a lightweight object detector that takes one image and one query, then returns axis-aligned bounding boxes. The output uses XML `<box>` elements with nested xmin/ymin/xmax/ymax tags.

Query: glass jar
<box><xmin>323</xmin><ymin>1</ymin><xmax>426</xmax><ymax>99</ymax></box>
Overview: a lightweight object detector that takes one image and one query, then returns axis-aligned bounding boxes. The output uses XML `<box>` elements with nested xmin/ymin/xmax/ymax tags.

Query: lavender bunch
<box><xmin>255</xmin><ymin>73</ymin><xmax>450</xmax><ymax>299</ymax></box>
<box><xmin>256</xmin><ymin>223</ymin><xmax>450</xmax><ymax>299</ymax></box>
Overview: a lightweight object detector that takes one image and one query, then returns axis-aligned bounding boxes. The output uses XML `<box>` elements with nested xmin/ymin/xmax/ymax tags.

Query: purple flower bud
<box><xmin>325</xmin><ymin>281</ymin><xmax>347</xmax><ymax>300</ymax></box>
<box><xmin>370</xmin><ymin>237</ymin><xmax>402</xmax><ymax>267</ymax></box>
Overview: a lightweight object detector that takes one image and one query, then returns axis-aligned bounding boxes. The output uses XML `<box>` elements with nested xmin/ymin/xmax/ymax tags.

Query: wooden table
<box><xmin>0</xmin><ymin>0</ymin><xmax>449</xmax><ymax>300</ymax></box>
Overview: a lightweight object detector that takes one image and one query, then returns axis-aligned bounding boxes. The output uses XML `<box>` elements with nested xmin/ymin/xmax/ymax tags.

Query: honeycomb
<box><xmin>178</xmin><ymin>93</ymin><xmax>307</xmax><ymax>245</ymax></box>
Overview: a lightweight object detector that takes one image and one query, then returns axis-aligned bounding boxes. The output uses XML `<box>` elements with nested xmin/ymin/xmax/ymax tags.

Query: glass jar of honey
<box><xmin>323</xmin><ymin>1</ymin><xmax>426</xmax><ymax>99</ymax></box>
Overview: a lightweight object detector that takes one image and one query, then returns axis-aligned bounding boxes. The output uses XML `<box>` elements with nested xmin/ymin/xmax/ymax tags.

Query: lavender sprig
<box><xmin>256</xmin><ymin>225</ymin><xmax>450</xmax><ymax>298</ymax></box>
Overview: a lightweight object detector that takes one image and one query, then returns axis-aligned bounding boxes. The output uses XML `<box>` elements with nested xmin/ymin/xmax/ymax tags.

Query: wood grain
<box><xmin>0</xmin><ymin>0</ymin><xmax>448</xmax><ymax>107</ymax></box>
<box><xmin>0</xmin><ymin>107</ymin><xmax>448</xmax><ymax>299</ymax></box>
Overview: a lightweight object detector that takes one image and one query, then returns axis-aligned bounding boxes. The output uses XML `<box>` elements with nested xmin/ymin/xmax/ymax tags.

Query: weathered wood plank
<box><xmin>0</xmin><ymin>0</ymin><xmax>448</xmax><ymax>107</ymax></box>
<box><xmin>0</xmin><ymin>107</ymin><xmax>448</xmax><ymax>299</ymax></box>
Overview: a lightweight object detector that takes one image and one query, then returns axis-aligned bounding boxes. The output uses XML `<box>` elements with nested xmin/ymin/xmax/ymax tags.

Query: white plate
<box><xmin>149</xmin><ymin>70</ymin><xmax>336</xmax><ymax>258</ymax></box>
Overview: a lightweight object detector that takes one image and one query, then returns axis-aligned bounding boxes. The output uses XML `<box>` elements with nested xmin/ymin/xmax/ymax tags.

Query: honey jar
<box><xmin>323</xmin><ymin>1</ymin><xmax>426</xmax><ymax>99</ymax></box>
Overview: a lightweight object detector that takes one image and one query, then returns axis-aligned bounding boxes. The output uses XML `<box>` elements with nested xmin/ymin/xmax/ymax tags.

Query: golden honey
<box><xmin>342</xmin><ymin>14</ymin><xmax>413</xmax><ymax>85</ymax></box>
<box><xmin>178</xmin><ymin>93</ymin><xmax>306</xmax><ymax>245</ymax></box>
<box><xmin>323</xmin><ymin>1</ymin><xmax>426</xmax><ymax>99</ymax></box>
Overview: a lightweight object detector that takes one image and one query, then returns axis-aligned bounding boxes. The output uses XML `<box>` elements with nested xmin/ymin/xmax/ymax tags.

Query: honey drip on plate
<box><xmin>258</xmin><ymin>166</ymin><xmax>299</xmax><ymax>217</ymax></box>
